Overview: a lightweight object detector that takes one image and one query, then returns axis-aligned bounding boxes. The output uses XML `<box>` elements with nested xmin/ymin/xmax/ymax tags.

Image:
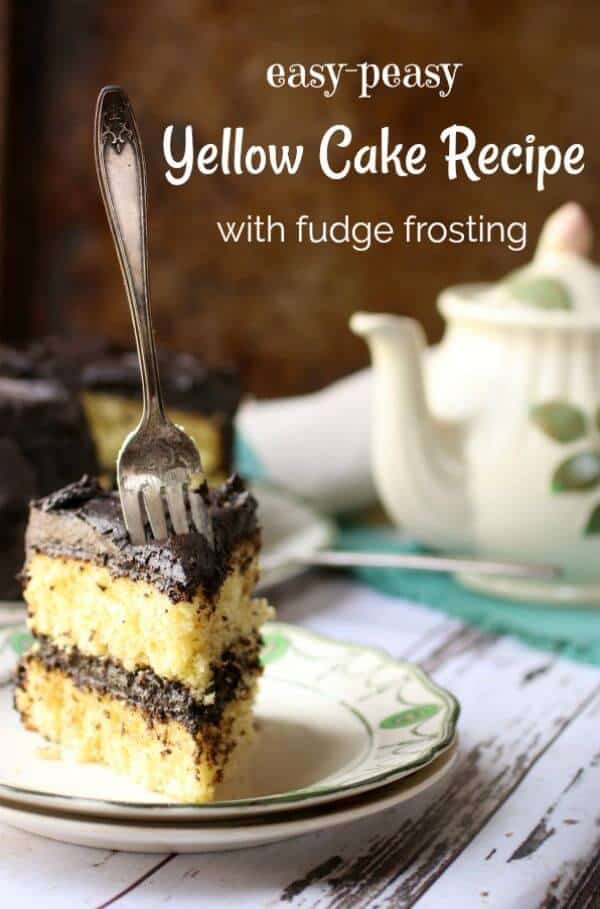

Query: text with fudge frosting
<box><xmin>161</xmin><ymin>61</ymin><xmax>585</xmax><ymax>252</ymax></box>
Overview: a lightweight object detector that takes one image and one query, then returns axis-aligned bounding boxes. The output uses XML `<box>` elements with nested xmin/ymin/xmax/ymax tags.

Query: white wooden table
<box><xmin>2</xmin><ymin>574</ymin><xmax>600</xmax><ymax>908</ymax></box>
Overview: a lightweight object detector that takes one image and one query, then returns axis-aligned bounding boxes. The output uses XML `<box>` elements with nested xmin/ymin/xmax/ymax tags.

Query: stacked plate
<box><xmin>0</xmin><ymin>621</ymin><xmax>459</xmax><ymax>852</ymax></box>
<box><xmin>252</xmin><ymin>480</ymin><xmax>337</xmax><ymax>591</ymax></box>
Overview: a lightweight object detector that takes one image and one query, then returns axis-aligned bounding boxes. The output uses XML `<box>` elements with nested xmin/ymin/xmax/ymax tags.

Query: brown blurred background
<box><xmin>0</xmin><ymin>1</ymin><xmax>597</xmax><ymax>397</ymax></box>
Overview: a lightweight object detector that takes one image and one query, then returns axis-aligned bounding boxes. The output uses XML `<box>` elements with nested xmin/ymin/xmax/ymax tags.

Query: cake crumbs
<box><xmin>36</xmin><ymin>745</ymin><xmax>62</xmax><ymax>761</ymax></box>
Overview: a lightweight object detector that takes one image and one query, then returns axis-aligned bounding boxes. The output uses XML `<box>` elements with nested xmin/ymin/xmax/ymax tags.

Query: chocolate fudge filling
<box><xmin>25</xmin><ymin>474</ymin><xmax>259</xmax><ymax>603</ymax></box>
<box><xmin>19</xmin><ymin>634</ymin><xmax>262</xmax><ymax>735</ymax></box>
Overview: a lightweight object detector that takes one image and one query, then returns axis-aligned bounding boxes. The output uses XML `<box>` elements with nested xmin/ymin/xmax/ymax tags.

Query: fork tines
<box><xmin>122</xmin><ymin>481</ymin><xmax>213</xmax><ymax>548</ymax></box>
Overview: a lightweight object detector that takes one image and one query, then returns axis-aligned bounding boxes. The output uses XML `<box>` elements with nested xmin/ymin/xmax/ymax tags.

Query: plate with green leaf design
<box><xmin>0</xmin><ymin>621</ymin><xmax>458</xmax><ymax>821</ymax></box>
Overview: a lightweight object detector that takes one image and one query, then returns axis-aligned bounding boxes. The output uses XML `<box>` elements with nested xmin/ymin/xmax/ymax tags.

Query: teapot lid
<box><xmin>479</xmin><ymin>203</ymin><xmax>600</xmax><ymax>320</ymax></box>
<box><xmin>441</xmin><ymin>204</ymin><xmax>600</xmax><ymax>328</ymax></box>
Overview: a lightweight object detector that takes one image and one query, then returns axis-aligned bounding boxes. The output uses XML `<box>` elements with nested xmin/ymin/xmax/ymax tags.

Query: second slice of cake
<box><xmin>15</xmin><ymin>474</ymin><xmax>272</xmax><ymax>803</ymax></box>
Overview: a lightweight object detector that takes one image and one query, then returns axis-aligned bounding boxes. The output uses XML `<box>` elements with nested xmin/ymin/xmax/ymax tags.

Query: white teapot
<box><xmin>352</xmin><ymin>203</ymin><xmax>600</xmax><ymax>603</ymax></box>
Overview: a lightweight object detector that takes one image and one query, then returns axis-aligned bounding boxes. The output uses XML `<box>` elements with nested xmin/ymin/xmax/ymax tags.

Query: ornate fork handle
<box><xmin>94</xmin><ymin>86</ymin><xmax>165</xmax><ymax>423</ymax></box>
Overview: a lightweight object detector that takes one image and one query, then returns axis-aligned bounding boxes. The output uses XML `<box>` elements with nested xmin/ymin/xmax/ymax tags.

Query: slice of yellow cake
<box><xmin>15</xmin><ymin>474</ymin><xmax>272</xmax><ymax>803</ymax></box>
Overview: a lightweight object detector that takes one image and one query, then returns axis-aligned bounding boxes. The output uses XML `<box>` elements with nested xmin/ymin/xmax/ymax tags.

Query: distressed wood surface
<box><xmin>1</xmin><ymin>576</ymin><xmax>599</xmax><ymax>908</ymax></box>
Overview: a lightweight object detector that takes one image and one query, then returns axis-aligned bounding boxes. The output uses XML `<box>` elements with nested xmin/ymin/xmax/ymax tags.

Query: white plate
<box><xmin>458</xmin><ymin>570</ymin><xmax>600</xmax><ymax>606</ymax></box>
<box><xmin>0</xmin><ymin>743</ymin><xmax>457</xmax><ymax>853</ymax></box>
<box><xmin>252</xmin><ymin>481</ymin><xmax>336</xmax><ymax>591</ymax></box>
<box><xmin>0</xmin><ymin>623</ymin><xmax>459</xmax><ymax>821</ymax></box>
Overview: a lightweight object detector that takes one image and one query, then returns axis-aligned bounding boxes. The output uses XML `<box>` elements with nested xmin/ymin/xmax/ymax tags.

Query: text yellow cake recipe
<box><xmin>164</xmin><ymin>125</ymin><xmax>583</xmax><ymax>193</ymax></box>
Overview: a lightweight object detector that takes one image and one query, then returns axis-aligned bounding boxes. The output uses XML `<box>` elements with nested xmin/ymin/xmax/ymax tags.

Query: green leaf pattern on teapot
<box><xmin>505</xmin><ymin>273</ymin><xmax>573</xmax><ymax>310</ymax></box>
<box><xmin>531</xmin><ymin>400</ymin><xmax>600</xmax><ymax>534</ymax></box>
<box><xmin>552</xmin><ymin>453</ymin><xmax>600</xmax><ymax>492</ymax></box>
<box><xmin>531</xmin><ymin>402</ymin><xmax>586</xmax><ymax>443</ymax></box>
<box><xmin>584</xmin><ymin>504</ymin><xmax>600</xmax><ymax>535</ymax></box>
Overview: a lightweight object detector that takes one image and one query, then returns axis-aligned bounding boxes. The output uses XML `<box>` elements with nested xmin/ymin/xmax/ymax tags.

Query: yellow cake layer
<box><xmin>25</xmin><ymin>549</ymin><xmax>273</xmax><ymax>692</ymax></box>
<box><xmin>16</xmin><ymin>657</ymin><xmax>256</xmax><ymax>802</ymax></box>
<box><xmin>81</xmin><ymin>391</ymin><xmax>227</xmax><ymax>483</ymax></box>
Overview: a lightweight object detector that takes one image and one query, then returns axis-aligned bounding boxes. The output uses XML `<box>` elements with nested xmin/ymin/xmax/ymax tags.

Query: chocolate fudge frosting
<box><xmin>82</xmin><ymin>349</ymin><xmax>241</xmax><ymax>417</ymax></box>
<box><xmin>0</xmin><ymin>378</ymin><xmax>98</xmax><ymax>490</ymax></box>
<box><xmin>0</xmin><ymin>338</ymin><xmax>108</xmax><ymax>387</ymax></box>
<box><xmin>25</xmin><ymin>474</ymin><xmax>259</xmax><ymax>602</ymax></box>
<box><xmin>0</xmin><ymin>377</ymin><xmax>98</xmax><ymax>599</ymax></box>
<box><xmin>19</xmin><ymin>634</ymin><xmax>262</xmax><ymax>734</ymax></box>
<box><xmin>0</xmin><ymin>338</ymin><xmax>242</xmax><ymax>418</ymax></box>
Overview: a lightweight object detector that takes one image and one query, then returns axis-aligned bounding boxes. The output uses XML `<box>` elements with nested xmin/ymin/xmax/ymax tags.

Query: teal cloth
<box><xmin>336</xmin><ymin>525</ymin><xmax>600</xmax><ymax>666</ymax></box>
<box><xmin>233</xmin><ymin>430</ymin><xmax>267</xmax><ymax>481</ymax></box>
<box><xmin>233</xmin><ymin>434</ymin><xmax>600</xmax><ymax>665</ymax></box>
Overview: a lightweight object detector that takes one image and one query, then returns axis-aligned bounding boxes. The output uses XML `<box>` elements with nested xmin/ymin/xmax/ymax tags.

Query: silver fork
<box><xmin>94</xmin><ymin>85</ymin><xmax>211</xmax><ymax>545</ymax></box>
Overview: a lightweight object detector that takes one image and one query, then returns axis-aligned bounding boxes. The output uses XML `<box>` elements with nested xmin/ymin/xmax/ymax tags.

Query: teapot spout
<box><xmin>351</xmin><ymin>312</ymin><xmax>472</xmax><ymax>550</ymax></box>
